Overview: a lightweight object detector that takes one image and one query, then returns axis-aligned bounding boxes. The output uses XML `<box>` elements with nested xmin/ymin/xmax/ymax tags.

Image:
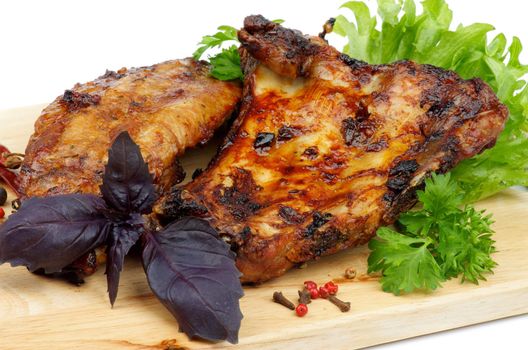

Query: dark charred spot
<box><xmin>386</xmin><ymin>177</ymin><xmax>408</xmax><ymax>191</ymax></box>
<box><xmin>191</xmin><ymin>168</ymin><xmax>203</xmax><ymax>180</ymax></box>
<box><xmin>460</xmin><ymin>99</ymin><xmax>482</xmax><ymax>120</ymax></box>
<box><xmin>254</xmin><ymin>132</ymin><xmax>275</xmax><ymax>154</ymax></box>
<box><xmin>312</xmin><ymin>227</ymin><xmax>348</xmax><ymax>257</ymax></box>
<box><xmin>389</xmin><ymin>160</ymin><xmax>419</xmax><ymax>176</ymax></box>
<box><xmin>215</xmin><ymin>168</ymin><xmax>261</xmax><ymax>221</ymax></box>
<box><xmin>427</xmin><ymin>101</ymin><xmax>454</xmax><ymax>118</ymax></box>
<box><xmin>278</xmin><ymin>205</ymin><xmax>304</xmax><ymax>224</ymax></box>
<box><xmin>302</xmin><ymin>146</ymin><xmax>319</xmax><ymax>160</ymax></box>
<box><xmin>342</xmin><ymin>118</ymin><xmax>357</xmax><ymax>146</ymax></box>
<box><xmin>339</xmin><ymin>53</ymin><xmax>368</xmax><ymax>69</ymax></box>
<box><xmin>61</xmin><ymin>90</ymin><xmax>101</xmax><ymax>112</ymax></box>
<box><xmin>341</xmin><ymin>117</ymin><xmax>377</xmax><ymax>148</ymax></box>
<box><xmin>240</xmin><ymin>226</ymin><xmax>252</xmax><ymax>240</ymax></box>
<box><xmin>99</xmin><ymin>69</ymin><xmax>125</xmax><ymax>80</ymax></box>
<box><xmin>386</xmin><ymin>159</ymin><xmax>419</xmax><ymax>193</ymax></box>
<box><xmin>158</xmin><ymin>187</ymin><xmax>208</xmax><ymax>224</ymax></box>
<box><xmin>438</xmin><ymin>136</ymin><xmax>460</xmax><ymax>172</ymax></box>
<box><xmin>277</xmin><ymin>125</ymin><xmax>301</xmax><ymax>142</ymax></box>
<box><xmin>305</xmin><ymin>211</ymin><xmax>333</xmax><ymax>237</ymax></box>
<box><xmin>356</xmin><ymin>100</ymin><xmax>370</xmax><ymax>121</ymax></box>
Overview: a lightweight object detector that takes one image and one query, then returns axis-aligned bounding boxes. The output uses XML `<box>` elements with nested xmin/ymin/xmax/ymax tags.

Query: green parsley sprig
<box><xmin>368</xmin><ymin>173</ymin><xmax>497</xmax><ymax>295</ymax></box>
<box><xmin>193</xmin><ymin>25</ymin><xmax>243</xmax><ymax>81</ymax></box>
<box><xmin>193</xmin><ymin>19</ymin><xmax>285</xmax><ymax>81</ymax></box>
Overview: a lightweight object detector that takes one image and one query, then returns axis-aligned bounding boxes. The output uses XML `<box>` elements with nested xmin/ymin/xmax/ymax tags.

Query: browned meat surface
<box><xmin>20</xmin><ymin>58</ymin><xmax>241</xmax><ymax>199</ymax></box>
<box><xmin>19</xmin><ymin>58</ymin><xmax>241</xmax><ymax>278</ymax></box>
<box><xmin>158</xmin><ymin>16</ymin><xmax>508</xmax><ymax>283</ymax></box>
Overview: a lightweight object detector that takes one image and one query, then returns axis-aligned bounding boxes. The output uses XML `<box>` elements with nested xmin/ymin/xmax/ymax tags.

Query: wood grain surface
<box><xmin>0</xmin><ymin>105</ymin><xmax>527</xmax><ymax>350</ymax></box>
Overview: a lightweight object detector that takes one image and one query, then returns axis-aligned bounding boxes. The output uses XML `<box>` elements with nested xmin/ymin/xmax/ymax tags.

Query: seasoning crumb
<box><xmin>345</xmin><ymin>267</ymin><xmax>357</xmax><ymax>279</ymax></box>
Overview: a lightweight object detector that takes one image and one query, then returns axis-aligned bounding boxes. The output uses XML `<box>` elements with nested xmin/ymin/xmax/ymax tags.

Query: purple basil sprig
<box><xmin>0</xmin><ymin>131</ymin><xmax>244</xmax><ymax>344</ymax></box>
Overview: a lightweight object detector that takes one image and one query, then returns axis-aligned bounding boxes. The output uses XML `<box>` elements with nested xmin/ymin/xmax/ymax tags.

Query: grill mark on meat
<box><xmin>214</xmin><ymin>168</ymin><xmax>261</xmax><ymax>221</ymax></box>
<box><xmin>304</xmin><ymin>211</ymin><xmax>333</xmax><ymax>237</ymax></box>
<box><xmin>311</xmin><ymin>226</ymin><xmax>349</xmax><ymax>257</ymax></box>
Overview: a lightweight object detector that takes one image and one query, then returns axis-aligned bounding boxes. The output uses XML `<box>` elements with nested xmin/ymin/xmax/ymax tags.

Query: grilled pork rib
<box><xmin>158</xmin><ymin>16</ymin><xmax>508</xmax><ymax>283</ymax></box>
<box><xmin>19</xmin><ymin>58</ymin><xmax>241</xmax><ymax>277</ymax></box>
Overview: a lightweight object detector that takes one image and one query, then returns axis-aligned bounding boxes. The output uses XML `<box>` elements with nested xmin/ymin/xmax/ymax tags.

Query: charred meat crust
<box><xmin>238</xmin><ymin>15</ymin><xmax>321</xmax><ymax>78</ymax></box>
<box><xmin>159</xmin><ymin>16</ymin><xmax>508</xmax><ymax>283</ymax></box>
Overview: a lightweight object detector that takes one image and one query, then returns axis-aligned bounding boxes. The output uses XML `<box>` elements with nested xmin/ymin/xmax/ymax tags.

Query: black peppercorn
<box><xmin>0</xmin><ymin>186</ymin><xmax>7</xmax><ymax>206</ymax></box>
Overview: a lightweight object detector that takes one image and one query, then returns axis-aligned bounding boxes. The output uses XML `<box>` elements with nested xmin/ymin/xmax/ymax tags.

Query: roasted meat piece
<box><xmin>20</xmin><ymin>58</ymin><xmax>241</xmax><ymax>199</ymax></box>
<box><xmin>19</xmin><ymin>58</ymin><xmax>241</xmax><ymax>278</ymax></box>
<box><xmin>158</xmin><ymin>16</ymin><xmax>508</xmax><ymax>283</ymax></box>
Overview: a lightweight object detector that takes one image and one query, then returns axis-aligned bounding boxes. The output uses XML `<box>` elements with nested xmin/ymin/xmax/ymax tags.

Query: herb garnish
<box><xmin>193</xmin><ymin>25</ymin><xmax>243</xmax><ymax>81</ymax></box>
<box><xmin>368</xmin><ymin>173</ymin><xmax>496</xmax><ymax>295</ymax></box>
<box><xmin>0</xmin><ymin>132</ymin><xmax>243</xmax><ymax>343</ymax></box>
<box><xmin>193</xmin><ymin>19</ymin><xmax>284</xmax><ymax>81</ymax></box>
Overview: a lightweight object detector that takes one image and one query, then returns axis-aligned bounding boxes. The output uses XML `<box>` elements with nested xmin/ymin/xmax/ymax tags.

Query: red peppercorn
<box><xmin>0</xmin><ymin>207</ymin><xmax>5</xmax><ymax>219</ymax></box>
<box><xmin>318</xmin><ymin>286</ymin><xmax>329</xmax><ymax>299</ymax></box>
<box><xmin>309</xmin><ymin>287</ymin><xmax>320</xmax><ymax>299</ymax></box>
<box><xmin>296</xmin><ymin>303</ymin><xmax>308</xmax><ymax>317</ymax></box>
<box><xmin>304</xmin><ymin>280</ymin><xmax>317</xmax><ymax>290</ymax></box>
<box><xmin>324</xmin><ymin>281</ymin><xmax>338</xmax><ymax>295</ymax></box>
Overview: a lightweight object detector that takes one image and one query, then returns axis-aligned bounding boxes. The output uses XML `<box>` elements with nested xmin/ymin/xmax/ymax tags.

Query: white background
<box><xmin>0</xmin><ymin>0</ymin><xmax>527</xmax><ymax>348</ymax></box>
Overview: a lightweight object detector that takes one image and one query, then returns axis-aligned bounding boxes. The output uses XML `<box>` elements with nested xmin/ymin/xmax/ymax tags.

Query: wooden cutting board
<box><xmin>1</xmin><ymin>105</ymin><xmax>527</xmax><ymax>350</ymax></box>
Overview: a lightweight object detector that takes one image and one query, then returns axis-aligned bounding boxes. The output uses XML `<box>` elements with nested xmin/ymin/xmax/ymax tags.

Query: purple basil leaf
<box><xmin>100</xmin><ymin>131</ymin><xmax>157</xmax><ymax>214</ymax></box>
<box><xmin>142</xmin><ymin>217</ymin><xmax>244</xmax><ymax>344</ymax></box>
<box><xmin>0</xmin><ymin>194</ymin><xmax>111</xmax><ymax>273</ymax></box>
<box><xmin>105</xmin><ymin>222</ymin><xmax>142</xmax><ymax>306</ymax></box>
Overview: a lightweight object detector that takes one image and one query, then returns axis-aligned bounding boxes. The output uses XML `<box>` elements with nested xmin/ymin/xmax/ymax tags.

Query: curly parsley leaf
<box><xmin>193</xmin><ymin>25</ymin><xmax>239</xmax><ymax>61</ymax></box>
<box><xmin>333</xmin><ymin>0</ymin><xmax>528</xmax><ymax>203</ymax></box>
<box><xmin>368</xmin><ymin>173</ymin><xmax>497</xmax><ymax>295</ymax></box>
<box><xmin>209</xmin><ymin>46</ymin><xmax>243</xmax><ymax>80</ymax></box>
<box><xmin>194</xmin><ymin>20</ymin><xmax>285</xmax><ymax>81</ymax></box>
<box><xmin>368</xmin><ymin>227</ymin><xmax>443</xmax><ymax>295</ymax></box>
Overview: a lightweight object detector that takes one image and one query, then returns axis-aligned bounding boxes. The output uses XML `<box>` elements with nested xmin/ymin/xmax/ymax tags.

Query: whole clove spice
<box><xmin>298</xmin><ymin>288</ymin><xmax>312</xmax><ymax>304</ymax></box>
<box><xmin>273</xmin><ymin>291</ymin><xmax>295</xmax><ymax>310</ymax></box>
<box><xmin>328</xmin><ymin>295</ymin><xmax>351</xmax><ymax>312</ymax></box>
